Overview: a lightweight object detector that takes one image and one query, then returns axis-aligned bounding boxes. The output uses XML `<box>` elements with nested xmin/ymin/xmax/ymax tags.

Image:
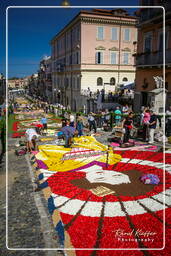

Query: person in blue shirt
<box><xmin>114</xmin><ymin>107</ymin><xmax>122</xmax><ymax>126</ymax></box>
<box><xmin>41</xmin><ymin>116</ymin><xmax>47</xmax><ymax>131</ymax></box>
<box><xmin>76</xmin><ymin>116</ymin><xmax>84</xmax><ymax>136</ymax></box>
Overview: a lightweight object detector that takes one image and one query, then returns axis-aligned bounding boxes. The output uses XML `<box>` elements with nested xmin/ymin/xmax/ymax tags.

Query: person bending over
<box><xmin>25</xmin><ymin>128</ymin><xmax>39</xmax><ymax>152</ymax></box>
<box><xmin>61</xmin><ymin>120</ymin><xmax>76</xmax><ymax>148</ymax></box>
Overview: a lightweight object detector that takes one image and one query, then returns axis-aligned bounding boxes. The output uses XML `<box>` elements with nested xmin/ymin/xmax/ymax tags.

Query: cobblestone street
<box><xmin>0</xmin><ymin>138</ymin><xmax>65</xmax><ymax>256</ymax></box>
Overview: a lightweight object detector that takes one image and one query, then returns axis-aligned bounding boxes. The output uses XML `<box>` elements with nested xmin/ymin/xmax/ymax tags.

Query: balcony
<box><xmin>136</xmin><ymin>50</ymin><xmax>171</xmax><ymax>67</ymax></box>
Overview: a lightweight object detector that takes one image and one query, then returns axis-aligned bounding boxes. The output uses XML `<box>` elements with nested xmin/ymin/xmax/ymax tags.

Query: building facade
<box><xmin>8</xmin><ymin>79</ymin><xmax>24</xmax><ymax>89</ymax></box>
<box><xmin>134</xmin><ymin>0</ymin><xmax>171</xmax><ymax>112</ymax></box>
<box><xmin>51</xmin><ymin>9</ymin><xmax>137</xmax><ymax>111</ymax></box>
<box><xmin>0</xmin><ymin>73</ymin><xmax>6</xmax><ymax>105</ymax></box>
<box><xmin>28</xmin><ymin>73</ymin><xmax>38</xmax><ymax>98</ymax></box>
<box><xmin>37</xmin><ymin>56</ymin><xmax>52</xmax><ymax>103</ymax></box>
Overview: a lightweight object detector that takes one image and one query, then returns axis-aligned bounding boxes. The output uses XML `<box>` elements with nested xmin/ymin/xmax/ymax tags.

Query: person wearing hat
<box><xmin>148</xmin><ymin>110</ymin><xmax>157</xmax><ymax>144</ymax></box>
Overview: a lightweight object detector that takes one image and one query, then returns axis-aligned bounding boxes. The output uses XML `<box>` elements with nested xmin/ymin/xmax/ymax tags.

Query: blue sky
<box><xmin>0</xmin><ymin>0</ymin><xmax>140</xmax><ymax>78</ymax></box>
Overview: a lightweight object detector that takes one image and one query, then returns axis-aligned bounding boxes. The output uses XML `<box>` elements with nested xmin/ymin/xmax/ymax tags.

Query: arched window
<box><xmin>110</xmin><ymin>77</ymin><xmax>116</xmax><ymax>85</ymax></box>
<box><xmin>123</xmin><ymin>77</ymin><xmax>128</xmax><ymax>82</ymax></box>
<box><xmin>97</xmin><ymin>77</ymin><xmax>103</xmax><ymax>86</ymax></box>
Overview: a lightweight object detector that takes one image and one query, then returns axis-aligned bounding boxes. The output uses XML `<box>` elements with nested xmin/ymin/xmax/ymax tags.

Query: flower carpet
<box><xmin>29</xmin><ymin>136</ymin><xmax>171</xmax><ymax>255</ymax></box>
<box><xmin>11</xmin><ymin>118</ymin><xmax>62</xmax><ymax>138</ymax></box>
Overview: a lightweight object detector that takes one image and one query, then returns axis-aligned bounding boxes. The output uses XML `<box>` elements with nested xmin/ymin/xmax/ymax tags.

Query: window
<box><xmin>124</xmin><ymin>28</ymin><xmax>130</xmax><ymax>41</ymax></box>
<box><xmin>144</xmin><ymin>32</ymin><xmax>152</xmax><ymax>52</ymax></box>
<box><xmin>166</xmin><ymin>30</ymin><xmax>169</xmax><ymax>49</ymax></box>
<box><xmin>73</xmin><ymin>77</ymin><xmax>75</xmax><ymax>89</ymax></box>
<box><xmin>95</xmin><ymin>52</ymin><xmax>103</xmax><ymax>64</ymax></box>
<box><xmin>65</xmin><ymin>77</ymin><xmax>69</xmax><ymax>88</ymax></box>
<box><xmin>110</xmin><ymin>77</ymin><xmax>116</xmax><ymax>85</ymax></box>
<box><xmin>111</xmin><ymin>52</ymin><xmax>117</xmax><ymax>64</ymax></box>
<box><xmin>123</xmin><ymin>53</ymin><xmax>129</xmax><ymax>64</ymax></box>
<box><xmin>159</xmin><ymin>30</ymin><xmax>169</xmax><ymax>51</ymax></box>
<box><xmin>76</xmin><ymin>52</ymin><xmax>79</xmax><ymax>64</ymax></box>
<box><xmin>97</xmin><ymin>77</ymin><xmax>103</xmax><ymax>86</ymax></box>
<box><xmin>123</xmin><ymin>77</ymin><xmax>128</xmax><ymax>82</ymax></box>
<box><xmin>69</xmin><ymin>54</ymin><xmax>72</xmax><ymax>65</ymax></box>
<box><xmin>77</xmin><ymin>77</ymin><xmax>80</xmax><ymax>89</ymax></box>
<box><xmin>97</xmin><ymin>27</ymin><xmax>104</xmax><ymax>40</ymax></box>
<box><xmin>77</xmin><ymin>27</ymin><xmax>80</xmax><ymax>41</ymax></box>
<box><xmin>111</xmin><ymin>27</ymin><xmax>118</xmax><ymax>40</ymax></box>
<box><xmin>158</xmin><ymin>32</ymin><xmax>163</xmax><ymax>52</ymax></box>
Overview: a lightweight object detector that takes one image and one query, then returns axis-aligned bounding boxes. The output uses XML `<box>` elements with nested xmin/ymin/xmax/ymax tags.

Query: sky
<box><xmin>0</xmin><ymin>0</ymin><xmax>141</xmax><ymax>78</ymax></box>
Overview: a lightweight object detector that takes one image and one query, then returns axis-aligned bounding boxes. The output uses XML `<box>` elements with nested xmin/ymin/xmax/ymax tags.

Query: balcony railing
<box><xmin>136</xmin><ymin>50</ymin><xmax>171</xmax><ymax>66</ymax></box>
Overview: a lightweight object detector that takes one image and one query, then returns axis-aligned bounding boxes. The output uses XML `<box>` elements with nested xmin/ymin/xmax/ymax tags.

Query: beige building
<box><xmin>8</xmin><ymin>79</ymin><xmax>24</xmax><ymax>89</ymax></box>
<box><xmin>51</xmin><ymin>8</ymin><xmax>137</xmax><ymax>111</ymax></box>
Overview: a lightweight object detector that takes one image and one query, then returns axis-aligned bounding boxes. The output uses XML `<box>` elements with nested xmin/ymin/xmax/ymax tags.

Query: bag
<box><xmin>15</xmin><ymin>148</ymin><xmax>27</xmax><ymax>156</ymax></box>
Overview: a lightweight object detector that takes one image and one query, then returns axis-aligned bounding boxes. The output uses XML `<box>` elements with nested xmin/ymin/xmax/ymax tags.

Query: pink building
<box><xmin>51</xmin><ymin>9</ymin><xmax>137</xmax><ymax>111</ymax></box>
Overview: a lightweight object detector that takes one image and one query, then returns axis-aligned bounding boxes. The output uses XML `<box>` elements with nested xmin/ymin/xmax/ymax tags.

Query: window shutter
<box><xmin>95</xmin><ymin>52</ymin><xmax>98</xmax><ymax>64</ymax></box>
<box><xmin>100</xmin><ymin>52</ymin><xmax>103</xmax><ymax>64</ymax></box>
<box><xmin>116</xmin><ymin>52</ymin><xmax>118</xmax><ymax>64</ymax></box>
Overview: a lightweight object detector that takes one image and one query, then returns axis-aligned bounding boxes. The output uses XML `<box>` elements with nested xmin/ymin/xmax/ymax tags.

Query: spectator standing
<box><xmin>148</xmin><ymin>110</ymin><xmax>157</xmax><ymax>144</ymax></box>
<box><xmin>101</xmin><ymin>89</ymin><xmax>105</xmax><ymax>102</ymax></box>
<box><xmin>104</xmin><ymin>109</ymin><xmax>110</xmax><ymax>125</ymax></box>
<box><xmin>142</xmin><ymin>109</ymin><xmax>151</xmax><ymax>141</ymax></box>
<box><xmin>100</xmin><ymin>110</ymin><xmax>105</xmax><ymax>127</ymax></box>
<box><xmin>122</xmin><ymin>112</ymin><xmax>134</xmax><ymax>143</ymax></box>
<box><xmin>76</xmin><ymin>116</ymin><xmax>84</xmax><ymax>136</ymax></box>
<box><xmin>45</xmin><ymin>104</ymin><xmax>49</xmax><ymax>114</ymax></box>
<box><xmin>114</xmin><ymin>107</ymin><xmax>122</xmax><ymax>126</ymax></box>
<box><xmin>122</xmin><ymin>104</ymin><xmax>129</xmax><ymax>115</ymax></box>
<box><xmin>41</xmin><ymin>116</ymin><xmax>48</xmax><ymax>131</ymax></box>
<box><xmin>88</xmin><ymin>112</ymin><xmax>97</xmax><ymax>133</ymax></box>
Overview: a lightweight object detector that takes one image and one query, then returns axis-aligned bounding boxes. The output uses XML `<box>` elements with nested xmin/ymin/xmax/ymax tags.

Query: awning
<box><xmin>120</xmin><ymin>82</ymin><xmax>135</xmax><ymax>89</ymax></box>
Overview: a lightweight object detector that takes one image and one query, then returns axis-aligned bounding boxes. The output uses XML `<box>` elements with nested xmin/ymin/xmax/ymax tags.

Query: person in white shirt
<box><xmin>88</xmin><ymin>112</ymin><xmax>97</xmax><ymax>133</ymax></box>
<box><xmin>69</xmin><ymin>112</ymin><xmax>75</xmax><ymax>127</ymax></box>
<box><xmin>25</xmin><ymin>128</ymin><xmax>39</xmax><ymax>152</ymax></box>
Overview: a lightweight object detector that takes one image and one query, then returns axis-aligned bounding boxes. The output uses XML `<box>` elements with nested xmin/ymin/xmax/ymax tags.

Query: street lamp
<box><xmin>60</xmin><ymin>0</ymin><xmax>71</xmax><ymax>6</ymax></box>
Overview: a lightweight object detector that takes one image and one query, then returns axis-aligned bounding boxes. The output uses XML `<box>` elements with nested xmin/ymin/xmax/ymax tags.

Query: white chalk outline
<box><xmin>6</xmin><ymin>5</ymin><xmax>166</xmax><ymax>251</ymax></box>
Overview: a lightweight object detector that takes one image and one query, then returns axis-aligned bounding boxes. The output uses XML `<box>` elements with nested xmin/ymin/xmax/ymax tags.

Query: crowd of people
<box><xmin>1</xmin><ymin>94</ymin><xmax>171</xmax><ymax>155</ymax></box>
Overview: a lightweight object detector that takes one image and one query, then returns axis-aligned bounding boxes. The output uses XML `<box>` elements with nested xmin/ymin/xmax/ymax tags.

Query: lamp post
<box><xmin>60</xmin><ymin>0</ymin><xmax>71</xmax><ymax>6</ymax></box>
